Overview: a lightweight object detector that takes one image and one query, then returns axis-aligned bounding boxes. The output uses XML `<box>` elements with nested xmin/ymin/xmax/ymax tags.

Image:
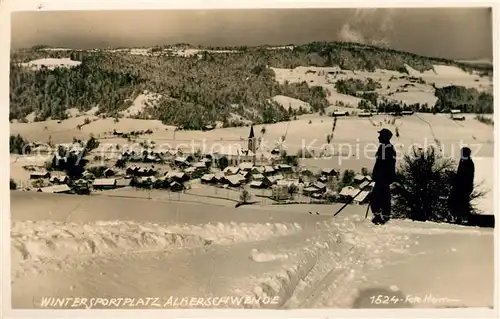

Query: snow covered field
<box><xmin>9</xmin><ymin>58</ymin><xmax>494</xmax><ymax>310</ymax></box>
<box><xmin>20</xmin><ymin>58</ymin><xmax>82</xmax><ymax>70</ymax></box>
<box><xmin>10</xmin><ymin>192</ymin><xmax>494</xmax><ymax>309</ymax></box>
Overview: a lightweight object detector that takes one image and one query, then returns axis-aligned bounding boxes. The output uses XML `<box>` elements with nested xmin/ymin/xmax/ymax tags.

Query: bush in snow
<box><xmin>392</xmin><ymin>146</ymin><xmax>485</xmax><ymax>224</ymax></box>
<box><xmin>240</xmin><ymin>189</ymin><xmax>251</xmax><ymax>204</ymax></box>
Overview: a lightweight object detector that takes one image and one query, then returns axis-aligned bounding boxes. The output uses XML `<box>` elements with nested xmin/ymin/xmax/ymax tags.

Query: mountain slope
<box><xmin>9</xmin><ymin>42</ymin><xmax>493</xmax><ymax>129</ymax></box>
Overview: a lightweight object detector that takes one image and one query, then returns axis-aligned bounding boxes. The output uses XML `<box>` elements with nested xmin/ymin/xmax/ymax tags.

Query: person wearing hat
<box><xmin>370</xmin><ymin>128</ymin><xmax>397</xmax><ymax>225</ymax></box>
<box><xmin>448</xmin><ymin>146</ymin><xmax>475</xmax><ymax>224</ymax></box>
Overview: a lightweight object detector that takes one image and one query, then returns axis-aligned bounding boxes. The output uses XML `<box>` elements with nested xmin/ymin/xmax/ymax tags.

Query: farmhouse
<box><xmin>249</xmin><ymin>178</ymin><xmax>272</xmax><ymax>189</ymax></box>
<box><xmin>332</xmin><ymin>111</ymin><xmax>349</xmax><ymax>117</ymax></box>
<box><xmin>267</xmin><ymin>174</ymin><xmax>284</xmax><ymax>185</ymax></box>
<box><xmin>313</xmin><ymin>181</ymin><xmax>327</xmax><ymax>192</ymax></box>
<box><xmin>126</xmin><ymin>166</ymin><xmax>156</xmax><ymax>177</ymax></box>
<box><xmin>49</xmin><ymin>172</ymin><xmax>68</xmax><ymax>184</ymax></box>
<box><xmin>359</xmin><ymin>181</ymin><xmax>375</xmax><ymax>191</ymax></box>
<box><xmin>201</xmin><ymin>174</ymin><xmax>217</xmax><ymax>184</ymax></box>
<box><xmin>214</xmin><ymin>173</ymin><xmax>225</xmax><ymax>183</ymax></box>
<box><xmin>276</xmin><ymin>179</ymin><xmax>300</xmax><ymax>187</ymax></box>
<box><xmin>72</xmin><ymin>179</ymin><xmax>90</xmax><ymax>194</ymax></box>
<box><xmin>116</xmin><ymin>178</ymin><xmax>133</xmax><ymax>188</ymax></box>
<box><xmin>193</xmin><ymin>162</ymin><xmax>208</xmax><ymax>170</ymax></box>
<box><xmin>126</xmin><ymin>166</ymin><xmax>138</xmax><ymax>175</ymax></box>
<box><xmin>223</xmin><ymin>175</ymin><xmax>246</xmax><ymax>187</ymax></box>
<box><xmin>144</xmin><ymin>154</ymin><xmax>160</xmax><ymax>163</ymax></box>
<box><xmin>353</xmin><ymin>190</ymin><xmax>371</xmax><ymax>204</ymax></box>
<box><xmin>318</xmin><ymin>176</ymin><xmax>328</xmax><ymax>183</ymax></box>
<box><xmin>276</xmin><ymin>164</ymin><xmax>293</xmax><ymax>173</ymax></box>
<box><xmin>251</xmin><ymin>173</ymin><xmax>265</xmax><ymax>181</ymax></box>
<box><xmin>450</xmin><ymin>109</ymin><xmax>465</xmax><ymax>120</ymax></box>
<box><xmin>354</xmin><ymin>175</ymin><xmax>371</xmax><ymax>184</ymax></box>
<box><xmin>358</xmin><ymin>112</ymin><xmax>372</xmax><ymax>118</ymax></box>
<box><xmin>169</xmin><ymin>181</ymin><xmax>184</xmax><ymax>192</ymax></box>
<box><xmin>238</xmin><ymin>170</ymin><xmax>252</xmax><ymax>180</ymax></box>
<box><xmin>339</xmin><ymin>186</ymin><xmax>359</xmax><ymax>200</ymax></box>
<box><xmin>200</xmin><ymin>158</ymin><xmax>212</xmax><ymax>165</ymax></box>
<box><xmin>303</xmin><ymin>186</ymin><xmax>321</xmax><ymax>196</ymax></box>
<box><xmin>82</xmin><ymin>171</ymin><xmax>95</xmax><ymax>180</ymax></box>
<box><xmin>152</xmin><ymin>177</ymin><xmax>168</xmax><ymax>189</ymax></box>
<box><xmin>223</xmin><ymin>166</ymin><xmax>240</xmax><ymax>176</ymax></box>
<box><xmin>321</xmin><ymin>168</ymin><xmax>338</xmax><ymax>177</ymax></box>
<box><xmin>251</xmin><ymin>167</ymin><xmax>265</xmax><ymax>175</ymax></box>
<box><xmin>93</xmin><ymin>178</ymin><xmax>117</xmax><ymax>190</ymax></box>
<box><xmin>37</xmin><ymin>184</ymin><xmax>72</xmax><ymax>194</ymax></box>
<box><xmin>202</xmin><ymin>124</ymin><xmax>214</xmax><ymax>131</ymax></box>
<box><xmin>239</xmin><ymin>162</ymin><xmax>254</xmax><ymax>171</ymax></box>
<box><xmin>263</xmin><ymin>166</ymin><xmax>275</xmax><ymax>175</ymax></box>
<box><xmin>174</xmin><ymin>156</ymin><xmax>191</xmax><ymax>168</ymax></box>
<box><xmin>165</xmin><ymin>171</ymin><xmax>189</xmax><ymax>183</ymax></box>
<box><xmin>30</xmin><ymin>171</ymin><xmax>50</xmax><ymax>179</ymax></box>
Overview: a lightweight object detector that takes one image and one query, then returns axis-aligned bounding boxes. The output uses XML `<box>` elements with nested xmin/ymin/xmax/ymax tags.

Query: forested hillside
<box><xmin>10</xmin><ymin>42</ymin><xmax>493</xmax><ymax>129</ymax></box>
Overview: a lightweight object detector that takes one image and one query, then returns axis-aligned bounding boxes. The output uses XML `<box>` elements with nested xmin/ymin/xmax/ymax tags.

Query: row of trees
<box><xmin>434</xmin><ymin>86</ymin><xmax>493</xmax><ymax>114</ymax></box>
<box><xmin>10</xmin><ymin>42</ymin><xmax>492</xmax><ymax>127</ymax></box>
<box><xmin>10</xmin><ymin>134</ymin><xmax>30</xmax><ymax>154</ymax></box>
<box><xmin>291</xmin><ymin>42</ymin><xmax>492</xmax><ymax>75</ymax></box>
<box><xmin>335</xmin><ymin>78</ymin><xmax>382</xmax><ymax>96</ymax></box>
<box><xmin>9</xmin><ymin>56</ymin><xmax>142</xmax><ymax>121</ymax></box>
<box><xmin>10</xmin><ymin>50</ymin><xmax>328</xmax><ymax>129</ymax></box>
<box><xmin>18</xmin><ymin>42</ymin><xmax>492</xmax><ymax>75</ymax></box>
<box><xmin>354</xmin><ymin>86</ymin><xmax>493</xmax><ymax>114</ymax></box>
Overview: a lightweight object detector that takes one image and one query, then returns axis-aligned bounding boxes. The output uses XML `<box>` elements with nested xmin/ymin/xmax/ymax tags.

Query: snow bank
<box><xmin>129</xmin><ymin>48</ymin><xmax>149</xmax><ymax>56</ymax></box>
<box><xmin>270</xmin><ymin>95</ymin><xmax>311</xmax><ymax>111</ymax></box>
<box><xmin>405</xmin><ymin>64</ymin><xmax>490</xmax><ymax>91</ymax></box>
<box><xmin>11</xmin><ymin>220</ymin><xmax>303</xmax><ymax>266</ymax></box>
<box><xmin>121</xmin><ymin>91</ymin><xmax>162</xmax><ymax>118</ymax></box>
<box><xmin>21</xmin><ymin>58</ymin><xmax>81</xmax><ymax>70</ymax></box>
<box><xmin>326</xmin><ymin>91</ymin><xmax>362</xmax><ymax>108</ymax></box>
<box><xmin>387</xmin><ymin>91</ymin><xmax>438</xmax><ymax>107</ymax></box>
<box><xmin>250</xmin><ymin>249</ymin><xmax>289</xmax><ymax>262</ymax></box>
<box><xmin>432</xmin><ymin>65</ymin><xmax>475</xmax><ymax>78</ymax></box>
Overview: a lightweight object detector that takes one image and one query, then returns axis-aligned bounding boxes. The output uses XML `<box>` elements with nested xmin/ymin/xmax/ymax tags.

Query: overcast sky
<box><xmin>11</xmin><ymin>8</ymin><xmax>493</xmax><ymax>60</ymax></box>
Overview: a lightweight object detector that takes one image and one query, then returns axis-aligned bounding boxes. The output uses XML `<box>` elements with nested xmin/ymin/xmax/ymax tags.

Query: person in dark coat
<box><xmin>370</xmin><ymin>128</ymin><xmax>397</xmax><ymax>225</ymax></box>
<box><xmin>449</xmin><ymin>147</ymin><xmax>475</xmax><ymax>223</ymax></box>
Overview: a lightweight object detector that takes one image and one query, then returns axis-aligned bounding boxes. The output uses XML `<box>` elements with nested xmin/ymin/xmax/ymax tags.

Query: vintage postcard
<box><xmin>2</xmin><ymin>0</ymin><xmax>497</xmax><ymax>318</ymax></box>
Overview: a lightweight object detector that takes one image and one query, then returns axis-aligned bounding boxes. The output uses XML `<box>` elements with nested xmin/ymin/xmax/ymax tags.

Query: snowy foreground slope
<box><xmin>11</xmin><ymin>192</ymin><xmax>494</xmax><ymax>309</ymax></box>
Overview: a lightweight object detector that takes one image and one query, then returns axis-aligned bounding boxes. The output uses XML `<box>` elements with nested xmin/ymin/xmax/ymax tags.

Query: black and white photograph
<box><xmin>4</xmin><ymin>1</ymin><xmax>497</xmax><ymax>314</ymax></box>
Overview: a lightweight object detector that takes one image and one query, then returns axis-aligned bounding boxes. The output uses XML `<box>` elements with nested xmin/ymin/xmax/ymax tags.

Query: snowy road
<box><xmin>10</xmin><ymin>192</ymin><xmax>495</xmax><ymax>309</ymax></box>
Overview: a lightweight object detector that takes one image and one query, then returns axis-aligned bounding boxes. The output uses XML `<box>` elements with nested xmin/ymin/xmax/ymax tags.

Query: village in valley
<box><xmin>14</xmin><ymin>122</ymin><xmax>377</xmax><ymax>208</ymax></box>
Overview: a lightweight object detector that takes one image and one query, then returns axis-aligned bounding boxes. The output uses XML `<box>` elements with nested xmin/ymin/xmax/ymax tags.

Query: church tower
<box><xmin>248</xmin><ymin>125</ymin><xmax>256</xmax><ymax>165</ymax></box>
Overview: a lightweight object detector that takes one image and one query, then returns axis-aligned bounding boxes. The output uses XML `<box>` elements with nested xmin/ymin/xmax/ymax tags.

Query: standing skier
<box><xmin>370</xmin><ymin>128</ymin><xmax>397</xmax><ymax>225</ymax></box>
<box><xmin>449</xmin><ymin>147</ymin><xmax>475</xmax><ymax>224</ymax></box>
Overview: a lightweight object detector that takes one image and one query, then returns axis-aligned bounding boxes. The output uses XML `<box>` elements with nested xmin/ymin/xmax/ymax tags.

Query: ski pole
<box><xmin>333</xmin><ymin>184</ymin><xmax>371</xmax><ymax>217</ymax></box>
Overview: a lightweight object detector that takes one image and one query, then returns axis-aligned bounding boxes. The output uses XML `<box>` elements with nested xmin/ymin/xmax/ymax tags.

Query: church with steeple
<box><xmin>248</xmin><ymin>125</ymin><xmax>257</xmax><ymax>165</ymax></box>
